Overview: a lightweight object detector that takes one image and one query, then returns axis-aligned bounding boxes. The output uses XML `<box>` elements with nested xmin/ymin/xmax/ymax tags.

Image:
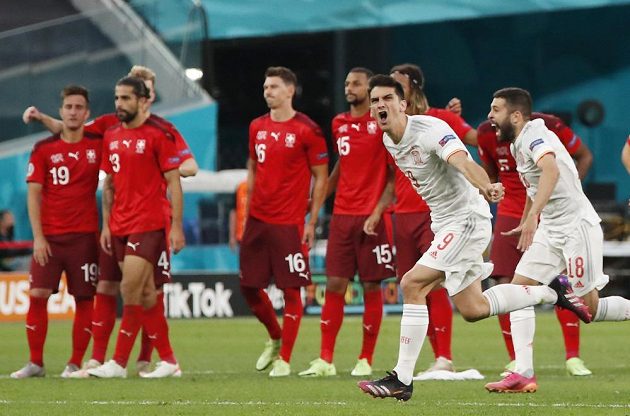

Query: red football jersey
<box><xmin>392</xmin><ymin>108</ymin><xmax>473</xmax><ymax>214</ymax></box>
<box><xmin>86</xmin><ymin>113</ymin><xmax>193</xmax><ymax>163</ymax></box>
<box><xmin>26</xmin><ymin>133</ymin><xmax>102</xmax><ymax>235</ymax></box>
<box><xmin>477</xmin><ymin>112</ymin><xmax>583</xmax><ymax>219</ymax></box>
<box><xmin>248</xmin><ymin>112</ymin><xmax>329</xmax><ymax>225</ymax></box>
<box><xmin>101</xmin><ymin>120</ymin><xmax>181</xmax><ymax>235</ymax></box>
<box><xmin>331</xmin><ymin>111</ymin><xmax>387</xmax><ymax>215</ymax></box>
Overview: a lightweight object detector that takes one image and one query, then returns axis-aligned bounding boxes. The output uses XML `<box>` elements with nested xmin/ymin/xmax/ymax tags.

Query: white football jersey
<box><xmin>511</xmin><ymin>118</ymin><xmax>600</xmax><ymax>237</ymax></box>
<box><xmin>383</xmin><ymin>115</ymin><xmax>491</xmax><ymax>231</ymax></box>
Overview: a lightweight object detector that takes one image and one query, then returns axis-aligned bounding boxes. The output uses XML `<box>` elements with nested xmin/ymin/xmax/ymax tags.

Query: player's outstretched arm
<box><xmin>27</xmin><ymin>183</ymin><xmax>51</xmax><ymax>266</ymax></box>
<box><xmin>303</xmin><ymin>164</ymin><xmax>328</xmax><ymax>248</ymax></box>
<box><xmin>447</xmin><ymin>150</ymin><xmax>503</xmax><ymax>202</ymax></box>
<box><xmin>622</xmin><ymin>139</ymin><xmax>630</xmax><ymax>174</ymax></box>
<box><xmin>22</xmin><ymin>106</ymin><xmax>64</xmax><ymax>134</ymax></box>
<box><xmin>165</xmin><ymin>169</ymin><xmax>185</xmax><ymax>254</ymax></box>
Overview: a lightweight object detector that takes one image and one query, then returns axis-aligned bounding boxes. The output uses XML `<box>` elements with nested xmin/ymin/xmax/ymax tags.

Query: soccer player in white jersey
<box><xmin>484</xmin><ymin>87</ymin><xmax>630</xmax><ymax>393</ymax></box>
<box><xmin>357</xmin><ymin>75</ymin><xmax>591</xmax><ymax>402</ymax></box>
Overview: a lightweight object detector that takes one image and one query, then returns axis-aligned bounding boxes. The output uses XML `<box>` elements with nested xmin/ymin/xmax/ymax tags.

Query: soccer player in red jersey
<box><xmin>11</xmin><ymin>86</ymin><xmax>100</xmax><ymax>379</ymax></box>
<box><xmin>298</xmin><ymin>68</ymin><xmax>394</xmax><ymax>378</ymax></box>
<box><xmin>240</xmin><ymin>66</ymin><xmax>328</xmax><ymax>377</ymax></box>
<box><xmin>388</xmin><ymin>64</ymin><xmax>478</xmax><ymax>375</ymax></box>
<box><xmin>87</xmin><ymin>76</ymin><xmax>185</xmax><ymax>378</ymax></box>
<box><xmin>477</xmin><ymin>112</ymin><xmax>594</xmax><ymax>376</ymax></box>
<box><xmin>23</xmin><ymin>66</ymin><xmax>196</xmax><ymax>375</ymax></box>
<box><xmin>622</xmin><ymin>135</ymin><xmax>630</xmax><ymax>174</ymax></box>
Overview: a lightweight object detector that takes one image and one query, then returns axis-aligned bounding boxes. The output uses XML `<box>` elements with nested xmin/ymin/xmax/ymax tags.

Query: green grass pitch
<box><xmin>1</xmin><ymin>311</ymin><xmax>629</xmax><ymax>415</ymax></box>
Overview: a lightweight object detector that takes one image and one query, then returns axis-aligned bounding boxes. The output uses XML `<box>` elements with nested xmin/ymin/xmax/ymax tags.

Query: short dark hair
<box><xmin>493</xmin><ymin>87</ymin><xmax>533</xmax><ymax>118</ymax></box>
<box><xmin>116</xmin><ymin>76</ymin><xmax>151</xmax><ymax>99</ymax></box>
<box><xmin>349</xmin><ymin>67</ymin><xmax>374</xmax><ymax>78</ymax></box>
<box><xmin>265</xmin><ymin>66</ymin><xmax>297</xmax><ymax>86</ymax></box>
<box><xmin>390</xmin><ymin>63</ymin><xmax>424</xmax><ymax>90</ymax></box>
<box><xmin>61</xmin><ymin>85</ymin><xmax>89</xmax><ymax>106</ymax></box>
<box><xmin>368</xmin><ymin>74</ymin><xmax>405</xmax><ymax>101</ymax></box>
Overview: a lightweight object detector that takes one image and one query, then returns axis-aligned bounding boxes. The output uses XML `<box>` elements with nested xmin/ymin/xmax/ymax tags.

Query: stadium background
<box><xmin>0</xmin><ymin>0</ymin><xmax>629</xmax><ymax>320</ymax></box>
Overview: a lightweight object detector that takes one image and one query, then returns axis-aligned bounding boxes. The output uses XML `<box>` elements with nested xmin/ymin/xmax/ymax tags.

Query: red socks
<box><xmin>555</xmin><ymin>305</ymin><xmax>580</xmax><ymax>359</ymax></box>
<box><xmin>426</xmin><ymin>288</ymin><xmax>453</xmax><ymax>360</ymax></box>
<box><xmin>26</xmin><ymin>296</ymin><xmax>49</xmax><ymax>367</ymax></box>
<box><xmin>498</xmin><ymin>313</ymin><xmax>516</xmax><ymax>361</ymax></box>
<box><xmin>91</xmin><ymin>293</ymin><xmax>117</xmax><ymax>363</ymax></box>
<box><xmin>112</xmin><ymin>305</ymin><xmax>143</xmax><ymax>367</ymax></box>
<box><xmin>320</xmin><ymin>291</ymin><xmax>345</xmax><ymax>363</ymax></box>
<box><xmin>137</xmin><ymin>292</ymin><xmax>165</xmax><ymax>363</ymax></box>
<box><xmin>241</xmin><ymin>286</ymin><xmax>282</xmax><ymax>340</ymax></box>
<box><xmin>279</xmin><ymin>287</ymin><xmax>303</xmax><ymax>363</ymax></box>
<box><xmin>142</xmin><ymin>293</ymin><xmax>176</xmax><ymax>364</ymax></box>
<box><xmin>69</xmin><ymin>298</ymin><xmax>93</xmax><ymax>367</ymax></box>
<box><xmin>359</xmin><ymin>289</ymin><xmax>383</xmax><ymax>364</ymax></box>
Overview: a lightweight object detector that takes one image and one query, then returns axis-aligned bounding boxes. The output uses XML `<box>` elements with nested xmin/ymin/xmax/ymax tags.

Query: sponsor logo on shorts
<box><xmin>429</xmin><ymin>251</ymin><xmax>438</xmax><ymax>259</ymax></box>
<box><xmin>127</xmin><ymin>241</ymin><xmax>140</xmax><ymax>251</ymax></box>
<box><xmin>529</xmin><ymin>138</ymin><xmax>544</xmax><ymax>151</ymax></box>
<box><xmin>574</xmin><ymin>280</ymin><xmax>584</xmax><ymax>288</ymax></box>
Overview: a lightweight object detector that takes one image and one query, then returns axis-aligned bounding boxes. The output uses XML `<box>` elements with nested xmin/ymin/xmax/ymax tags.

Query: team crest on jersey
<box><xmin>438</xmin><ymin>134</ymin><xmax>456</xmax><ymax>147</ymax></box>
<box><xmin>86</xmin><ymin>149</ymin><xmax>97</xmax><ymax>163</ymax></box>
<box><xmin>367</xmin><ymin>121</ymin><xmax>378</xmax><ymax>134</ymax></box>
<box><xmin>338</xmin><ymin>124</ymin><xmax>348</xmax><ymax>133</ymax></box>
<box><xmin>410</xmin><ymin>148</ymin><xmax>423</xmax><ymax>166</ymax></box>
<box><xmin>50</xmin><ymin>153</ymin><xmax>64</xmax><ymax>164</ymax></box>
<box><xmin>256</xmin><ymin>130</ymin><xmax>267</xmax><ymax>140</ymax></box>
<box><xmin>110</xmin><ymin>141</ymin><xmax>119</xmax><ymax>150</ymax></box>
<box><xmin>285</xmin><ymin>133</ymin><xmax>296</xmax><ymax>148</ymax></box>
<box><xmin>135</xmin><ymin>139</ymin><xmax>146</xmax><ymax>154</ymax></box>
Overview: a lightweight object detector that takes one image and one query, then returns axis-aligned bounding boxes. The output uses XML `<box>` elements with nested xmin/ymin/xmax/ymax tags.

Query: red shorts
<box><xmin>326</xmin><ymin>214</ymin><xmax>394</xmax><ymax>281</ymax></box>
<box><xmin>489</xmin><ymin>215</ymin><xmax>523</xmax><ymax>279</ymax></box>
<box><xmin>111</xmin><ymin>230</ymin><xmax>171</xmax><ymax>287</ymax></box>
<box><xmin>239</xmin><ymin>216</ymin><xmax>310</xmax><ymax>289</ymax></box>
<box><xmin>29</xmin><ymin>233</ymin><xmax>98</xmax><ymax>297</ymax></box>
<box><xmin>393</xmin><ymin>212</ymin><xmax>434</xmax><ymax>280</ymax></box>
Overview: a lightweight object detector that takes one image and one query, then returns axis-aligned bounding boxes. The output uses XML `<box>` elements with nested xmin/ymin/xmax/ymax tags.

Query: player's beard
<box><xmin>347</xmin><ymin>94</ymin><xmax>366</xmax><ymax>107</ymax></box>
<box><xmin>496</xmin><ymin>119</ymin><xmax>516</xmax><ymax>142</ymax></box>
<box><xmin>117</xmin><ymin>109</ymin><xmax>138</xmax><ymax>123</ymax></box>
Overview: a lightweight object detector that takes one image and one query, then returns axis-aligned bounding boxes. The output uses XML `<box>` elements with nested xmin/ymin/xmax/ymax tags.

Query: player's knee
<box><xmin>97</xmin><ymin>280</ymin><xmax>119</xmax><ymax>296</ymax></box>
<box><xmin>459</xmin><ymin>305</ymin><xmax>486</xmax><ymax>322</ymax></box>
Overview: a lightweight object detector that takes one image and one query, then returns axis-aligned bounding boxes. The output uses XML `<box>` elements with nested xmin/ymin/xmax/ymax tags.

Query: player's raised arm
<box><xmin>22</xmin><ymin>106</ymin><xmax>64</xmax><ymax>134</ymax></box>
<box><xmin>447</xmin><ymin>150</ymin><xmax>504</xmax><ymax>203</ymax></box>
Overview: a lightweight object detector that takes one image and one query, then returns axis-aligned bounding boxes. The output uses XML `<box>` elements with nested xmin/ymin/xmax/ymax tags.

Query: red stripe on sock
<box><xmin>241</xmin><ymin>286</ymin><xmax>282</xmax><ymax>340</ymax></box>
<box><xmin>498</xmin><ymin>313</ymin><xmax>515</xmax><ymax>361</ymax></box>
<box><xmin>555</xmin><ymin>305</ymin><xmax>580</xmax><ymax>359</ymax></box>
<box><xmin>142</xmin><ymin>293</ymin><xmax>176</xmax><ymax>364</ymax></box>
<box><xmin>112</xmin><ymin>305</ymin><xmax>143</xmax><ymax>367</ymax></box>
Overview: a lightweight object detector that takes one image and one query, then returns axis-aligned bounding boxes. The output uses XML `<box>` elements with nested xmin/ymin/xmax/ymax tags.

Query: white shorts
<box><xmin>515</xmin><ymin>219</ymin><xmax>609</xmax><ymax>297</ymax></box>
<box><xmin>417</xmin><ymin>213</ymin><xmax>493</xmax><ymax>296</ymax></box>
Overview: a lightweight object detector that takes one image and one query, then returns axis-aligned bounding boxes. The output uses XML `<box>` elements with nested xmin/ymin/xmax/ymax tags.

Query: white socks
<box><xmin>594</xmin><ymin>296</ymin><xmax>630</xmax><ymax>321</ymax></box>
<box><xmin>510</xmin><ymin>306</ymin><xmax>536</xmax><ymax>378</ymax></box>
<box><xmin>483</xmin><ymin>284</ymin><xmax>557</xmax><ymax>316</ymax></box>
<box><xmin>393</xmin><ymin>304</ymin><xmax>428</xmax><ymax>385</ymax></box>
